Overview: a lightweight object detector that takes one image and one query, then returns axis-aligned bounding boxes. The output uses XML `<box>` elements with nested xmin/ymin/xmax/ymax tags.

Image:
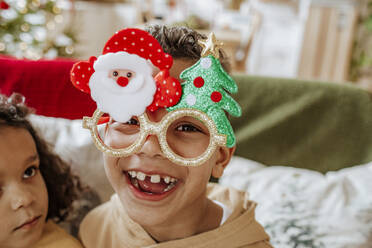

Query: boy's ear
<box><xmin>211</xmin><ymin>146</ymin><xmax>236</xmax><ymax>178</ymax></box>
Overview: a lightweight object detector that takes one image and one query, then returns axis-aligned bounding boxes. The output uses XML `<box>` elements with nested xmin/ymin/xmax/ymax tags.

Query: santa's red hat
<box><xmin>70</xmin><ymin>28</ymin><xmax>182</xmax><ymax>112</ymax></box>
<box><xmin>101</xmin><ymin>28</ymin><xmax>173</xmax><ymax>70</ymax></box>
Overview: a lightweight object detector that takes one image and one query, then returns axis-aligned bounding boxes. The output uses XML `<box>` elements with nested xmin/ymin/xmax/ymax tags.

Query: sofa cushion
<box><xmin>232</xmin><ymin>75</ymin><xmax>372</xmax><ymax>172</ymax></box>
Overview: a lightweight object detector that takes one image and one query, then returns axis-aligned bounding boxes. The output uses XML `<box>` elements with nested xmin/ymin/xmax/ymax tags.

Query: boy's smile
<box><xmin>124</xmin><ymin>169</ymin><xmax>180</xmax><ymax>201</ymax></box>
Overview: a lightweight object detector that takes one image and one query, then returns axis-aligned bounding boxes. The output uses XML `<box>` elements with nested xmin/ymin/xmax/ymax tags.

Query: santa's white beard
<box><xmin>89</xmin><ymin>71</ymin><xmax>156</xmax><ymax>123</ymax></box>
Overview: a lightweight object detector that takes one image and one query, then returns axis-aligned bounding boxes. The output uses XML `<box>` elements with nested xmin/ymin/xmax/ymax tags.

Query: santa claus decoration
<box><xmin>70</xmin><ymin>28</ymin><xmax>182</xmax><ymax>123</ymax></box>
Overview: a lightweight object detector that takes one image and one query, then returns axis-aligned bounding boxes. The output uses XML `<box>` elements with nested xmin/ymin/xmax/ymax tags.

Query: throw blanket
<box><xmin>220</xmin><ymin>156</ymin><xmax>372</xmax><ymax>248</ymax></box>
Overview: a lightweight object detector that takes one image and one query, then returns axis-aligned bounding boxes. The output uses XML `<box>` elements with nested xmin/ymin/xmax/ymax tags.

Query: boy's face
<box><xmin>103</xmin><ymin>59</ymin><xmax>235</xmax><ymax>226</ymax></box>
<box><xmin>0</xmin><ymin>127</ymin><xmax>48</xmax><ymax>248</ymax></box>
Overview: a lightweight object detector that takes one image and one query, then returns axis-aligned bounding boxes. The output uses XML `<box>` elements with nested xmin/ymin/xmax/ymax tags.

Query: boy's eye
<box><xmin>113</xmin><ymin>71</ymin><xmax>118</xmax><ymax>77</ymax></box>
<box><xmin>176</xmin><ymin>124</ymin><xmax>201</xmax><ymax>132</ymax></box>
<box><xmin>23</xmin><ymin>166</ymin><xmax>38</xmax><ymax>179</ymax></box>
<box><xmin>125</xmin><ymin>118</ymin><xmax>139</xmax><ymax>125</ymax></box>
<box><xmin>127</xmin><ymin>72</ymin><xmax>132</xmax><ymax>78</ymax></box>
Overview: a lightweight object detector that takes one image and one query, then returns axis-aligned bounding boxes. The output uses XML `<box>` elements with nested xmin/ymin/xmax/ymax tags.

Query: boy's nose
<box><xmin>10</xmin><ymin>184</ymin><xmax>34</xmax><ymax>210</ymax></box>
<box><xmin>138</xmin><ymin>134</ymin><xmax>164</xmax><ymax>158</ymax></box>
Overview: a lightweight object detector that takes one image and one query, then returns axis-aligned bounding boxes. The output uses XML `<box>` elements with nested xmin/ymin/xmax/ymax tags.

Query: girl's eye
<box><xmin>113</xmin><ymin>71</ymin><xmax>118</xmax><ymax>77</ymax></box>
<box><xmin>23</xmin><ymin>166</ymin><xmax>38</xmax><ymax>179</ymax></box>
<box><xmin>176</xmin><ymin>124</ymin><xmax>201</xmax><ymax>132</ymax></box>
<box><xmin>127</xmin><ymin>72</ymin><xmax>132</xmax><ymax>78</ymax></box>
<box><xmin>126</xmin><ymin>118</ymin><xmax>139</xmax><ymax>125</ymax></box>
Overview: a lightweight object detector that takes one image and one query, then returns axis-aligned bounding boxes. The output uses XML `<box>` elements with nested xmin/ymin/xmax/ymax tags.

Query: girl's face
<box><xmin>0</xmin><ymin>127</ymin><xmax>48</xmax><ymax>248</ymax></box>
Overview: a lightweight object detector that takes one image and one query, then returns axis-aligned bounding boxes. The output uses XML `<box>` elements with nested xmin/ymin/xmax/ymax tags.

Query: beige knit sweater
<box><xmin>79</xmin><ymin>183</ymin><xmax>273</xmax><ymax>248</ymax></box>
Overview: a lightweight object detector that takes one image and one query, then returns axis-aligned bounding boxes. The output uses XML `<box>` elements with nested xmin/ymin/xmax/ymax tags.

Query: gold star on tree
<box><xmin>198</xmin><ymin>32</ymin><xmax>223</xmax><ymax>59</ymax></box>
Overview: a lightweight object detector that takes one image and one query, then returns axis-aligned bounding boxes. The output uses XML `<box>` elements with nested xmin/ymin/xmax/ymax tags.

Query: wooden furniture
<box><xmin>199</xmin><ymin>29</ymin><xmax>242</xmax><ymax>71</ymax></box>
<box><xmin>199</xmin><ymin>11</ymin><xmax>261</xmax><ymax>73</ymax></box>
<box><xmin>298</xmin><ymin>1</ymin><xmax>358</xmax><ymax>82</ymax></box>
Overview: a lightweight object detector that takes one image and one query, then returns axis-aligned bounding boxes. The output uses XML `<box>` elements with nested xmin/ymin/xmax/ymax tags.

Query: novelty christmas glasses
<box><xmin>71</xmin><ymin>28</ymin><xmax>241</xmax><ymax>167</ymax></box>
<box><xmin>83</xmin><ymin>108</ymin><xmax>226</xmax><ymax>167</ymax></box>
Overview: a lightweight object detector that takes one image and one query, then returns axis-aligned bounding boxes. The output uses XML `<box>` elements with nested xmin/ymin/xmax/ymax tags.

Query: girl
<box><xmin>0</xmin><ymin>93</ymin><xmax>83</xmax><ymax>248</ymax></box>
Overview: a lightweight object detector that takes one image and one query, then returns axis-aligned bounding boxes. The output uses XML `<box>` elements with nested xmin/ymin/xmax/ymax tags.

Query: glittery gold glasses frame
<box><xmin>83</xmin><ymin>109</ymin><xmax>227</xmax><ymax>167</ymax></box>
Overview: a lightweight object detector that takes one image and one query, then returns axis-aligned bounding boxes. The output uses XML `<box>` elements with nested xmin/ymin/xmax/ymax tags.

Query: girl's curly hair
<box><xmin>0</xmin><ymin>93</ymin><xmax>83</xmax><ymax>223</ymax></box>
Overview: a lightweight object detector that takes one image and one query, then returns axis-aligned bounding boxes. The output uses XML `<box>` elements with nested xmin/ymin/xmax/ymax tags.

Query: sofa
<box><xmin>1</xmin><ymin>56</ymin><xmax>372</xmax><ymax>247</ymax></box>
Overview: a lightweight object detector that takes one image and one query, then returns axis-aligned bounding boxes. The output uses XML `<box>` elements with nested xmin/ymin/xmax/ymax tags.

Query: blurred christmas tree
<box><xmin>349</xmin><ymin>0</ymin><xmax>372</xmax><ymax>82</ymax></box>
<box><xmin>0</xmin><ymin>0</ymin><xmax>76</xmax><ymax>59</ymax></box>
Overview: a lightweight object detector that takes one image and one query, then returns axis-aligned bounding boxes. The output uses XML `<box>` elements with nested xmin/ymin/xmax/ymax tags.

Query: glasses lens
<box><xmin>166</xmin><ymin>116</ymin><xmax>210</xmax><ymax>159</ymax></box>
<box><xmin>100</xmin><ymin>117</ymin><xmax>141</xmax><ymax>150</ymax></box>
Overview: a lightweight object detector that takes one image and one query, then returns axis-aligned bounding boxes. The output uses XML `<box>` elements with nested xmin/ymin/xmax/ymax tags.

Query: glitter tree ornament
<box><xmin>167</xmin><ymin>33</ymin><xmax>242</xmax><ymax>147</ymax></box>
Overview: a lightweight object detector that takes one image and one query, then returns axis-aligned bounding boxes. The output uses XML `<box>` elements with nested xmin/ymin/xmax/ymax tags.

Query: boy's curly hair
<box><xmin>0</xmin><ymin>93</ymin><xmax>82</xmax><ymax>223</ymax></box>
<box><xmin>146</xmin><ymin>25</ymin><xmax>231</xmax><ymax>73</ymax></box>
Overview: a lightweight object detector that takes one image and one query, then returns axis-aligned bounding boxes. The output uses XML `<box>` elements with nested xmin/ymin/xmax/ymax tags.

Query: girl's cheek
<box><xmin>32</xmin><ymin>174</ymin><xmax>49</xmax><ymax>214</ymax></box>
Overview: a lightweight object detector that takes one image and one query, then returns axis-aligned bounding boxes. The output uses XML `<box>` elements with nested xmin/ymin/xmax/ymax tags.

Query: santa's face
<box><xmin>89</xmin><ymin>67</ymin><xmax>156</xmax><ymax>123</ymax></box>
<box><xmin>88</xmin><ymin>52</ymin><xmax>157</xmax><ymax>123</ymax></box>
<box><xmin>108</xmin><ymin>69</ymin><xmax>136</xmax><ymax>87</ymax></box>
<box><xmin>102</xmin><ymin>59</ymin><xmax>235</xmax><ymax>241</ymax></box>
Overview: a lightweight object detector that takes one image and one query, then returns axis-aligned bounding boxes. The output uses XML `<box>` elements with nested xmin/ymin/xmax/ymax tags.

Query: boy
<box><xmin>75</xmin><ymin>25</ymin><xmax>272</xmax><ymax>248</ymax></box>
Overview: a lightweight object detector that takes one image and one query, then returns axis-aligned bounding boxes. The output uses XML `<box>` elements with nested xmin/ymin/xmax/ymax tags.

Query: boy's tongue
<box><xmin>138</xmin><ymin>177</ymin><xmax>168</xmax><ymax>194</ymax></box>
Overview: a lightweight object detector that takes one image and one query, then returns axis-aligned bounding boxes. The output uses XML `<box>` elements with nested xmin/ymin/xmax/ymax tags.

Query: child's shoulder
<box><xmin>79</xmin><ymin>194</ymin><xmax>123</xmax><ymax>247</ymax></box>
<box><xmin>80</xmin><ymin>193</ymin><xmax>120</xmax><ymax>226</ymax></box>
<box><xmin>32</xmin><ymin>220</ymin><xmax>83</xmax><ymax>248</ymax></box>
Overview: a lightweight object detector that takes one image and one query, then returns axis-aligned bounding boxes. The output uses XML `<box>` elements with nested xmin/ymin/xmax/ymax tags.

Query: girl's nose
<box><xmin>10</xmin><ymin>184</ymin><xmax>34</xmax><ymax>210</ymax></box>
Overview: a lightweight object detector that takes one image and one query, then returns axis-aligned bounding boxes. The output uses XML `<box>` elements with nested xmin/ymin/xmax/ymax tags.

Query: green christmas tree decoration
<box><xmin>167</xmin><ymin>34</ymin><xmax>242</xmax><ymax>147</ymax></box>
